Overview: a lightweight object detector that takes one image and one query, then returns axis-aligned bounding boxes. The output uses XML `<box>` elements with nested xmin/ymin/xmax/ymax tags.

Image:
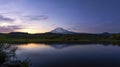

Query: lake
<box><xmin>13</xmin><ymin>43</ymin><xmax>120</xmax><ymax>67</ymax></box>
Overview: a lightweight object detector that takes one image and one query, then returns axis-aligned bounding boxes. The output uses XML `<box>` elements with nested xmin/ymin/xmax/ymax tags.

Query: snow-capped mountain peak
<box><xmin>50</xmin><ymin>27</ymin><xmax>75</xmax><ymax>34</ymax></box>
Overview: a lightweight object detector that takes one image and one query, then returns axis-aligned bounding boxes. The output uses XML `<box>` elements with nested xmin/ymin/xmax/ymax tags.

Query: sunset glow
<box><xmin>17</xmin><ymin>43</ymin><xmax>48</xmax><ymax>49</ymax></box>
<box><xmin>0</xmin><ymin>0</ymin><xmax>120</xmax><ymax>33</ymax></box>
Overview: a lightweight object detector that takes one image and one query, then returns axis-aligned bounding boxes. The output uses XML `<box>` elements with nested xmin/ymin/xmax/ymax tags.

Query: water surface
<box><xmin>13</xmin><ymin>43</ymin><xmax>120</xmax><ymax>67</ymax></box>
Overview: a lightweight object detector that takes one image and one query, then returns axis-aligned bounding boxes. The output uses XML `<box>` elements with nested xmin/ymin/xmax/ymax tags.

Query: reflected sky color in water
<box><xmin>17</xmin><ymin>43</ymin><xmax>50</xmax><ymax>50</ymax></box>
<box><xmin>14</xmin><ymin>43</ymin><xmax>120</xmax><ymax>67</ymax></box>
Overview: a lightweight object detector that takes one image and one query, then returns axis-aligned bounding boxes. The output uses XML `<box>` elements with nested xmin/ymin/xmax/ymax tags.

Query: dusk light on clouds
<box><xmin>0</xmin><ymin>0</ymin><xmax>120</xmax><ymax>33</ymax></box>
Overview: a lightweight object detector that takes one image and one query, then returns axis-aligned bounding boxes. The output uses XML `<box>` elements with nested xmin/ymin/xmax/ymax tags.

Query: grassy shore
<box><xmin>0</xmin><ymin>33</ymin><xmax>120</xmax><ymax>44</ymax></box>
<box><xmin>0</xmin><ymin>39</ymin><xmax>120</xmax><ymax>45</ymax></box>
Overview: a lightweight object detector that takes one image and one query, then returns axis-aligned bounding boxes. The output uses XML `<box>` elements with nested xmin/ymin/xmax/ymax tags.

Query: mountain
<box><xmin>100</xmin><ymin>32</ymin><xmax>111</xmax><ymax>36</ymax></box>
<box><xmin>49</xmin><ymin>27</ymin><xmax>76</xmax><ymax>34</ymax></box>
<box><xmin>50</xmin><ymin>44</ymin><xmax>70</xmax><ymax>49</ymax></box>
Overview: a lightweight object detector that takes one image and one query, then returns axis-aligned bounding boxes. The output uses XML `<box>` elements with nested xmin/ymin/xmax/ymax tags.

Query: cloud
<box><xmin>25</xmin><ymin>15</ymin><xmax>48</xmax><ymax>21</ymax></box>
<box><xmin>0</xmin><ymin>15</ymin><xmax>14</xmax><ymax>22</ymax></box>
<box><xmin>0</xmin><ymin>25</ymin><xmax>23</xmax><ymax>33</ymax></box>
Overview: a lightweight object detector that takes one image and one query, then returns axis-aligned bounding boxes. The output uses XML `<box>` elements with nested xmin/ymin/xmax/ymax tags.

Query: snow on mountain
<box><xmin>49</xmin><ymin>27</ymin><xmax>75</xmax><ymax>34</ymax></box>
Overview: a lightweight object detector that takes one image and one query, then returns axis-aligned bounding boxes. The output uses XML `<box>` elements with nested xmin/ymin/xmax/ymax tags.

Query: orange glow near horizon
<box><xmin>17</xmin><ymin>43</ymin><xmax>49</xmax><ymax>49</ymax></box>
<box><xmin>16</xmin><ymin>28</ymin><xmax>48</xmax><ymax>34</ymax></box>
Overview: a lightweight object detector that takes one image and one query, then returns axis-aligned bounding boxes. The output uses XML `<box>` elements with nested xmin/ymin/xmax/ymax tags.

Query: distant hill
<box><xmin>101</xmin><ymin>32</ymin><xmax>111</xmax><ymax>36</ymax></box>
<box><xmin>48</xmin><ymin>27</ymin><xmax>76</xmax><ymax>34</ymax></box>
<box><xmin>9</xmin><ymin>32</ymin><xmax>28</xmax><ymax>35</ymax></box>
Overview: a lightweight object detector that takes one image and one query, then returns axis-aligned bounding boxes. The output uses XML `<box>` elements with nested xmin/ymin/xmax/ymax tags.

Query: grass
<box><xmin>0</xmin><ymin>33</ymin><xmax>120</xmax><ymax>44</ymax></box>
<box><xmin>0</xmin><ymin>38</ymin><xmax>120</xmax><ymax>45</ymax></box>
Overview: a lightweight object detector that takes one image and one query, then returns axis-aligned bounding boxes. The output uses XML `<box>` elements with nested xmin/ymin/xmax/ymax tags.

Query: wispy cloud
<box><xmin>24</xmin><ymin>15</ymin><xmax>48</xmax><ymax>21</ymax></box>
<box><xmin>0</xmin><ymin>25</ymin><xmax>23</xmax><ymax>33</ymax></box>
<box><xmin>0</xmin><ymin>15</ymin><xmax>14</xmax><ymax>22</ymax></box>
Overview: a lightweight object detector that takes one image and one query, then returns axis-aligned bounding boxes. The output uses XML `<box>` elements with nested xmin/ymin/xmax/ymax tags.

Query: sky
<box><xmin>0</xmin><ymin>0</ymin><xmax>120</xmax><ymax>33</ymax></box>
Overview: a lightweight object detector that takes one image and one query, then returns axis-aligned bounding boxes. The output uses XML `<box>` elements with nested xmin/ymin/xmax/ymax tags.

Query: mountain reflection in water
<box><xmin>13</xmin><ymin>43</ymin><xmax>120</xmax><ymax>67</ymax></box>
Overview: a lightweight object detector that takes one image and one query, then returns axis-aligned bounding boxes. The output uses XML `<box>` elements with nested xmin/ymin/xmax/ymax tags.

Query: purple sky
<box><xmin>0</xmin><ymin>0</ymin><xmax>120</xmax><ymax>33</ymax></box>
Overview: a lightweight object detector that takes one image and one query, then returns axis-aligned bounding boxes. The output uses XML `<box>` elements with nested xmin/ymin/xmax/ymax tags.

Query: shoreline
<box><xmin>0</xmin><ymin>39</ymin><xmax>120</xmax><ymax>44</ymax></box>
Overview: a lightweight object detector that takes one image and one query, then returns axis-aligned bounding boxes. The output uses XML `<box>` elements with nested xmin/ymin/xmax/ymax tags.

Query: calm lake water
<box><xmin>13</xmin><ymin>43</ymin><xmax>120</xmax><ymax>67</ymax></box>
